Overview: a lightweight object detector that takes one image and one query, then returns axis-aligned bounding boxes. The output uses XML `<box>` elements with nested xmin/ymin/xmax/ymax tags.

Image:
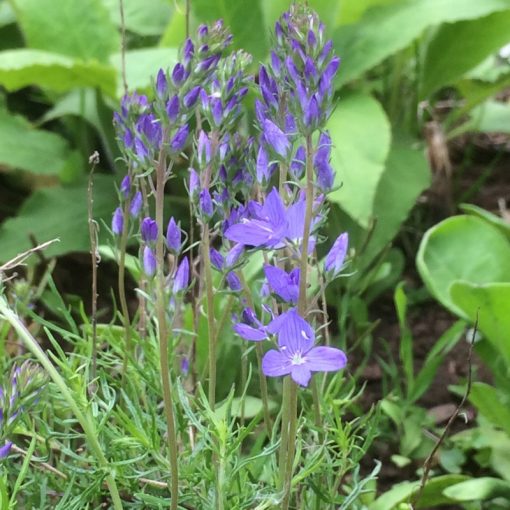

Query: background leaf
<box><xmin>417</xmin><ymin>216</ymin><xmax>510</xmax><ymax>316</ymax></box>
<box><xmin>9</xmin><ymin>0</ymin><xmax>119</xmax><ymax>62</ymax></box>
<box><xmin>0</xmin><ymin>174</ymin><xmax>118</xmax><ymax>261</ymax></box>
<box><xmin>420</xmin><ymin>10</ymin><xmax>510</xmax><ymax>97</ymax></box>
<box><xmin>333</xmin><ymin>0</ymin><xmax>510</xmax><ymax>86</ymax></box>
<box><xmin>0</xmin><ymin>49</ymin><xmax>116</xmax><ymax>95</ymax></box>
<box><xmin>328</xmin><ymin>93</ymin><xmax>391</xmax><ymax>227</ymax></box>
<box><xmin>0</xmin><ymin>108</ymin><xmax>70</xmax><ymax>175</ymax></box>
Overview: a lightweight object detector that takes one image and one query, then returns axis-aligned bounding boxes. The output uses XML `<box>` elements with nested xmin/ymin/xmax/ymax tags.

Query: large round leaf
<box><xmin>417</xmin><ymin>215</ymin><xmax>510</xmax><ymax>316</ymax></box>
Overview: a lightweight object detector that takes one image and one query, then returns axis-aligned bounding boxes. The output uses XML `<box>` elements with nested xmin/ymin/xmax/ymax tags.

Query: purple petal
<box><xmin>262</xmin><ymin>350</ymin><xmax>292</xmax><ymax>377</ymax></box>
<box><xmin>304</xmin><ymin>346</ymin><xmax>347</xmax><ymax>372</ymax></box>
<box><xmin>277</xmin><ymin>309</ymin><xmax>315</xmax><ymax>356</ymax></box>
<box><xmin>129</xmin><ymin>191</ymin><xmax>143</xmax><ymax>218</ymax></box>
<box><xmin>261</xmin><ymin>188</ymin><xmax>286</xmax><ymax>226</ymax></box>
<box><xmin>173</xmin><ymin>257</ymin><xmax>189</xmax><ymax>293</ymax></box>
<box><xmin>325</xmin><ymin>232</ymin><xmax>348</xmax><ymax>275</ymax></box>
<box><xmin>143</xmin><ymin>246</ymin><xmax>157</xmax><ymax>277</ymax></box>
<box><xmin>112</xmin><ymin>207</ymin><xmax>124</xmax><ymax>235</ymax></box>
<box><xmin>263</xmin><ymin>119</ymin><xmax>290</xmax><ymax>158</ymax></box>
<box><xmin>290</xmin><ymin>365</ymin><xmax>312</xmax><ymax>387</ymax></box>
<box><xmin>233</xmin><ymin>323</ymin><xmax>267</xmax><ymax>341</ymax></box>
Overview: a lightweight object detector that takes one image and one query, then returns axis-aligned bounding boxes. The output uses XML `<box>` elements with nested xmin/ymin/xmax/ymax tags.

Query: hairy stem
<box><xmin>155</xmin><ymin>155</ymin><xmax>179</xmax><ymax>510</ymax></box>
<box><xmin>0</xmin><ymin>298</ymin><xmax>124</xmax><ymax>510</ymax></box>
<box><xmin>201</xmin><ymin>226</ymin><xmax>217</xmax><ymax>408</ymax></box>
<box><xmin>119</xmin><ymin>197</ymin><xmax>132</xmax><ymax>380</ymax></box>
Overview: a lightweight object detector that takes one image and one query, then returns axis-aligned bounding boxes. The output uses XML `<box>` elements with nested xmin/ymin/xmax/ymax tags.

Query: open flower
<box><xmin>262</xmin><ymin>309</ymin><xmax>346</xmax><ymax>387</ymax></box>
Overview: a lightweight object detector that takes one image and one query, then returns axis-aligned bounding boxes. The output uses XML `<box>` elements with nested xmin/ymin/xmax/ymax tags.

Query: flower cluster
<box><xmin>0</xmin><ymin>361</ymin><xmax>47</xmax><ymax>461</ymax></box>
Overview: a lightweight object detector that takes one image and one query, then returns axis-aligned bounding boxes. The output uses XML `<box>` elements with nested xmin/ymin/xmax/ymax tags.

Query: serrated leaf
<box><xmin>0</xmin><ymin>175</ymin><xmax>118</xmax><ymax>261</ymax></box>
<box><xmin>328</xmin><ymin>92</ymin><xmax>391</xmax><ymax>227</ymax></box>
<box><xmin>334</xmin><ymin>0</ymin><xmax>510</xmax><ymax>86</ymax></box>
<box><xmin>10</xmin><ymin>0</ymin><xmax>119</xmax><ymax>62</ymax></box>
<box><xmin>0</xmin><ymin>49</ymin><xmax>116</xmax><ymax>95</ymax></box>
<box><xmin>0</xmin><ymin>108</ymin><xmax>69</xmax><ymax>175</ymax></box>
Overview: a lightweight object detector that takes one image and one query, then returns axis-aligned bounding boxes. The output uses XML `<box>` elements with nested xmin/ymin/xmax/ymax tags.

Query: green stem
<box><xmin>282</xmin><ymin>381</ymin><xmax>298</xmax><ymax>510</ymax></box>
<box><xmin>119</xmin><ymin>197</ymin><xmax>132</xmax><ymax>380</ymax></box>
<box><xmin>0</xmin><ymin>298</ymin><xmax>123</xmax><ymax>510</ymax></box>
<box><xmin>202</xmin><ymin>226</ymin><xmax>217</xmax><ymax>409</ymax></box>
<box><xmin>155</xmin><ymin>156</ymin><xmax>179</xmax><ymax>510</ymax></box>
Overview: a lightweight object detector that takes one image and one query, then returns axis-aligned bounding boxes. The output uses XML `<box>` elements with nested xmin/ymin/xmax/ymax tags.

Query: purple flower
<box><xmin>224</xmin><ymin>188</ymin><xmax>287</xmax><ymax>248</ymax></box>
<box><xmin>189</xmin><ymin>168</ymin><xmax>200</xmax><ymax>196</ymax></box>
<box><xmin>172</xmin><ymin>63</ymin><xmax>186</xmax><ymax>85</ymax></box>
<box><xmin>183</xmin><ymin>86</ymin><xmax>201</xmax><ymax>108</ymax></box>
<box><xmin>112</xmin><ymin>207</ymin><xmax>124</xmax><ymax>235</ymax></box>
<box><xmin>226</xmin><ymin>271</ymin><xmax>242</xmax><ymax>291</ymax></box>
<box><xmin>173</xmin><ymin>256</ymin><xmax>189</xmax><ymax>293</ymax></box>
<box><xmin>324</xmin><ymin>232</ymin><xmax>348</xmax><ymax>276</ymax></box>
<box><xmin>143</xmin><ymin>246</ymin><xmax>157</xmax><ymax>277</ymax></box>
<box><xmin>141</xmin><ymin>217</ymin><xmax>158</xmax><ymax>243</ymax></box>
<box><xmin>264</xmin><ymin>265</ymin><xmax>300</xmax><ymax>304</ymax></box>
<box><xmin>166</xmin><ymin>95</ymin><xmax>180</xmax><ymax>122</ymax></box>
<box><xmin>135</xmin><ymin>137</ymin><xmax>149</xmax><ymax>160</ymax></box>
<box><xmin>262</xmin><ymin>309</ymin><xmax>347</xmax><ymax>387</ymax></box>
<box><xmin>0</xmin><ymin>441</ymin><xmax>12</xmax><ymax>460</ymax></box>
<box><xmin>225</xmin><ymin>244</ymin><xmax>244</xmax><ymax>267</ymax></box>
<box><xmin>170</xmin><ymin>124</ymin><xmax>189</xmax><ymax>152</ymax></box>
<box><xmin>290</xmin><ymin>146</ymin><xmax>306</xmax><ymax>179</ymax></box>
<box><xmin>166</xmin><ymin>217</ymin><xmax>181</xmax><ymax>252</ymax></box>
<box><xmin>314</xmin><ymin>131</ymin><xmax>335</xmax><ymax>190</ymax></box>
<box><xmin>183</xmin><ymin>38</ymin><xmax>194</xmax><ymax>64</ymax></box>
<box><xmin>199</xmin><ymin>189</ymin><xmax>214</xmax><ymax>218</ymax></box>
<box><xmin>181</xmin><ymin>357</ymin><xmax>190</xmax><ymax>375</ymax></box>
<box><xmin>197</xmin><ymin>130</ymin><xmax>212</xmax><ymax>167</ymax></box>
<box><xmin>120</xmin><ymin>175</ymin><xmax>131</xmax><ymax>197</ymax></box>
<box><xmin>256</xmin><ymin>146</ymin><xmax>270</xmax><ymax>184</ymax></box>
<box><xmin>156</xmin><ymin>69</ymin><xmax>167</xmax><ymax>97</ymax></box>
<box><xmin>233</xmin><ymin>322</ymin><xmax>267</xmax><ymax>341</ymax></box>
<box><xmin>210</xmin><ymin>248</ymin><xmax>225</xmax><ymax>270</ymax></box>
<box><xmin>263</xmin><ymin>119</ymin><xmax>290</xmax><ymax>158</ymax></box>
<box><xmin>129</xmin><ymin>191</ymin><xmax>143</xmax><ymax>218</ymax></box>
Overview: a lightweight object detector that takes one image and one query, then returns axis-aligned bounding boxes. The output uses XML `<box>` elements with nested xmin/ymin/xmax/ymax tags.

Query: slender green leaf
<box><xmin>468</xmin><ymin>382</ymin><xmax>510</xmax><ymax>435</ymax></box>
<box><xmin>444</xmin><ymin>477</ymin><xmax>510</xmax><ymax>501</ymax></box>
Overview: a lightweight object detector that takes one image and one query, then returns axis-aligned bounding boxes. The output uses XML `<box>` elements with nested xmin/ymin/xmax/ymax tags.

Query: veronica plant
<box><xmin>110</xmin><ymin>5</ymin><xmax>351</xmax><ymax>508</ymax></box>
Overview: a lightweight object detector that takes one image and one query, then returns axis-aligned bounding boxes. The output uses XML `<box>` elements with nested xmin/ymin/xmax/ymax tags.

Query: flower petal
<box><xmin>262</xmin><ymin>349</ymin><xmax>292</xmax><ymax>377</ymax></box>
<box><xmin>233</xmin><ymin>323</ymin><xmax>267</xmax><ymax>341</ymax></box>
<box><xmin>277</xmin><ymin>309</ymin><xmax>315</xmax><ymax>355</ymax></box>
<box><xmin>291</xmin><ymin>365</ymin><xmax>312</xmax><ymax>387</ymax></box>
<box><xmin>305</xmin><ymin>346</ymin><xmax>347</xmax><ymax>372</ymax></box>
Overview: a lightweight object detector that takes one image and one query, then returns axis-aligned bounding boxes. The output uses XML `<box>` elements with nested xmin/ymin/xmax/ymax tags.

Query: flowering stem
<box><xmin>119</xmin><ymin>198</ymin><xmax>132</xmax><ymax>380</ymax></box>
<box><xmin>282</xmin><ymin>380</ymin><xmax>298</xmax><ymax>510</ymax></box>
<box><xmin>0</xmin><ymin>298</ymin><xmax>124</xmax><ymax>510</ymax></box>
<box><xmin>202</xmin><ymin>225</ymin><xmax>217</xmax><ymax>408</ymax></box>
<box><xmin>155</xmin><ymin>154</ymin><xmax>179</xmax><ymax>510</ymax></box>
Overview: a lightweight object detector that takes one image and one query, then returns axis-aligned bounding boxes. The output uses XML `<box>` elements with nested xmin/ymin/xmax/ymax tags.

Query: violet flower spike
<box><xmin>210</xmin><ymin>248</ymin><xmax>225</xmax><ymax>270</ymax></box>
<box><xmin>262</xmin><ymin>309</ymin><xmax>347</xmax><ymax>387</ymax></box>
<box><xmin>263</xmin><ymin>119</ymin><xmax>290</xmax><ymax>158</ymax></box>
<box><xmin>156</xmin><ymin>69</ymin><xmax>168</xmax><ymax>97</ymax></box>
<box><xmin>264</xmin><ymin>265</ymin><xmax>300</xmax><ymax>304</ymax></box>
<box><xmin>170</xmin><ymin>124</ymin><xmax>189</xmax><ymax>153</ymax></box>
<box><xmin>120</xmin><ymin>175</ymin><xmax>131</xmax><ymax>198</ymax></box>
<box><xmin>324</xmin><ymin>232</ymin><xmax>348</xmax><ymax>277</ymax></box>
<box><xmin>226</xmin><ymin>272</ymin><xmax>242</xmax><ymax>292</ymax></box>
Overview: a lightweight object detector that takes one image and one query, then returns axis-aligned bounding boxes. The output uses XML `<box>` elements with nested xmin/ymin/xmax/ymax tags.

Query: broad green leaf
<box><xmin>450</xmin><ymin>282</ymin><xmax>510</xmax><ymax>364</ymax></box>
<box><xmin>468</xmin><ymin>382</ymin><xmax>510</xmax><ymax>435</ymax></box>
<box><xmin>443</xmin><ymin>477</ymin><xmax>510</xmax><ymax>501</ymax></box>
<box><xmin>336</xmin><ymin>0</ymin><xmax>399</xmax><ymax>25</ymax></box>
<box><xmin>10</xmin><ymin>0</ymin><xmax>119</xmax><ymax>62</ymax></box>
<box><xmin>0</xmin><ymin>49</ymin><xmax>116</xmax><ymax>95</ymax></box>
<box><xmin>420</xmin><ymin>10</ymin><xmax>510</xmax><ymax>97</ymax></box>
<box><xmin>191</xmin><ymin>0</ymin><xmax>268</xmax><ymax>59</ymax></box>
<box><xmin>101</xmin><ymin>0</ymin><xmax>172</xmax><ymax>36</ymax></box>
<box><xmin>417</xmin><ymin>216</ymin><xmax>510</xmax><ymax>316</ymax></box>
<box><xmin>460</xmin><ymin>203</ymin><xmax>510</xmax><ymax>240</ymax></box>
<box><xmin>328</xmin><ymin>93</ymin><xmax>391</xmax><ymax>227</ymax></box>
<box><xmin>0</xmin><ymin>2</ymin><xmax>15</xmax><ymax>27</ymax></box>
<box><xmin>0</xmin><ymin>175</ymin><xmax>118</xmax><ymax>261</ymax></box>
<box><xmin>159</xmin><ymin>9</ymin><xmax>187</xmax><ymax>47</ymax></box>
<box><xmin>467</xmin><ymin>100</ymin><xmax>510</xmax><ymax>134</ymax></box>
<box><xmin>0</xmin><ymin>108</ymin><xmax>69</xmax><ymax>175</ymax></box>
<box><xmin>361</xmin><ymin>138</ymin><xmax>430</xmax><ymax>266</ymax></box>
<box><xmin>110</xmin><ymin>48</ymin><xmax>178</xmax><ymax>96</ymax></box>
<box><xmin>369</xmin><ymin>475</ymin><xmax>469</xmax><ymax>510</ymax></box>
<box><xmin>333</xmin><ymin>0</ymin><xmax>510</xmax><ymax>86</ymax></box>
